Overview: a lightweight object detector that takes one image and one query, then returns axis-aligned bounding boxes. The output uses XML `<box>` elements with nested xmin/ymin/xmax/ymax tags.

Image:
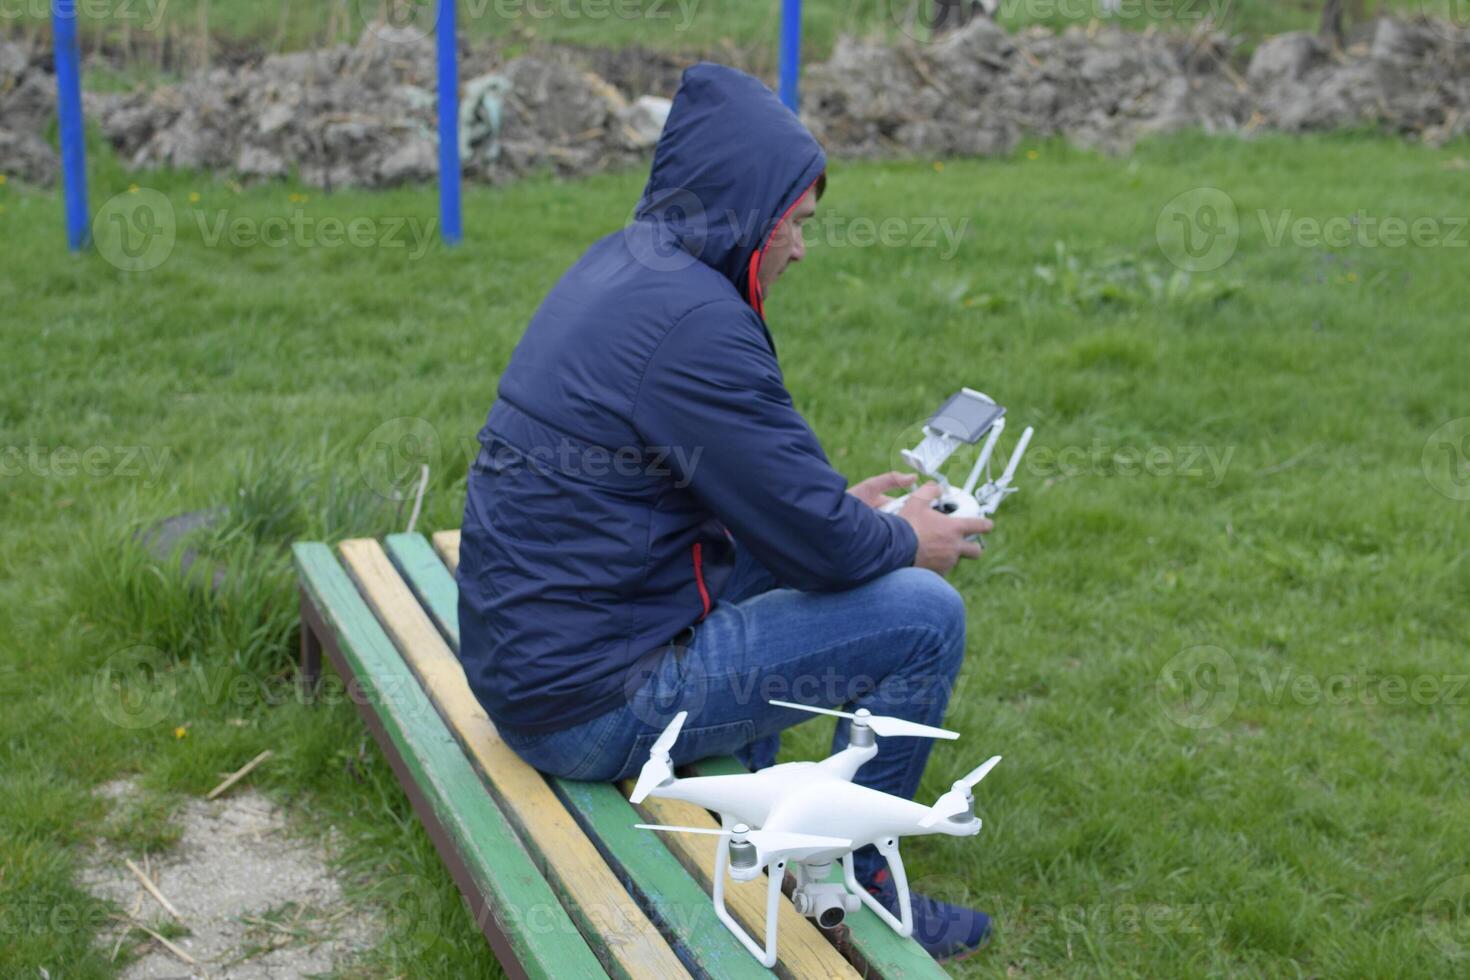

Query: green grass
<box><xmin>3</xmin><ymin>129</ymin><xmax>1470</xmax><ymax>976</ymax></box>
<box><xmin>2</xmin><ymin>0</ymin><xmax>1444</xmax><ymax>82</ymax></box>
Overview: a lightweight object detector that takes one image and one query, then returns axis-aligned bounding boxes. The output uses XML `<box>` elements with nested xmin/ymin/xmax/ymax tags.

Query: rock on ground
<box><xmin>0</xmin><ymin>39</ymin><xmax>60</xmax><ymax>184</ymax></box>
<box><xmin>804</xmin><ymin>16</ymin><xmax>1470</xmax><ymax>159</ymax></box>
<box><xmin>1249</xmin><ymin>20</ymin><xmax>1470</xmax><ymax>142</ymax></box>
<box><xmin>90</xmin><ymin>27</ymin><xmax>658</xmax><ymax>190</ymax></box>
<box><xmin>4</xmin><ymin>17</ymin><xmax>1469</xmax><ymax>188</ymax></box>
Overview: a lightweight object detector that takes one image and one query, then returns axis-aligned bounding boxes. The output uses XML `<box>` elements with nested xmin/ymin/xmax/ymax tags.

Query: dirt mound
<box><xmin>803</xmin><ymin>16</ymin><xmax>1470</xmax><ymax>159</ymax></box>
<box><xmin>92</xmin><ymin>27</ymin><xmax>668</xmax><ymax>189</ymax></box>
<box><xmin>1248</xmin><ymin>20</ymin><xmax>1470</xmax><ymax>143</ymax></box>
<box><xmin>3</xmin><ymin>18</ymin><xmax>1467</xmax><ymax>189</ymax></box>
<box><xmin>82</xmin><ymin>779</ymin><xmax>378</xmax><ymax>978</ymax></box>
<box><xmin>0</xmin><ymin>39</ymin><xmax>60</xmax><ymax>184</ymax></box>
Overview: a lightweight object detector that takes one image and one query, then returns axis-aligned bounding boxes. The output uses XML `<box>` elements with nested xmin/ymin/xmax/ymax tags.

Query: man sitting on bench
<box><xmin>457</xmin><ymin>63</ymin><xmax>993</xmax><ymax>962</ymax></box>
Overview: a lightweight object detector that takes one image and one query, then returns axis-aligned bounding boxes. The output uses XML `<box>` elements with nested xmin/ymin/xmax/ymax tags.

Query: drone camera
<box><xmin>795</xmin><ymin>884</ymin><xmax>859</xmax><ymax>930</ymax></box>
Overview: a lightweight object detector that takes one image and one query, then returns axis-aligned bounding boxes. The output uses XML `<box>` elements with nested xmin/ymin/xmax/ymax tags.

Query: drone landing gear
<box><xmin>711</xmin><ymin>831</ymin><xmax>786</xmax><ymax>968</ymax></box>
<box><xmin>842</xmin><ymin>836</ymin><xmax>913</xmax><ymax>937</ymax></box>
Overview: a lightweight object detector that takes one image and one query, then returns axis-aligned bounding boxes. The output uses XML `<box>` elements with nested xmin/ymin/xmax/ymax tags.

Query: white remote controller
<box><xmin>879</xmin><ymin>389</ymin><xmax>1035</xmax><ymax>541</ymax></box>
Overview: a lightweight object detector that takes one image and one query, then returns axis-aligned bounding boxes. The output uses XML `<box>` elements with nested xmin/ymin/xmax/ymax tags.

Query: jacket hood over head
<box><xmin>632</xmin><ymin>62</ymin><xmax>826</xmax><ymax>317</ymax></box>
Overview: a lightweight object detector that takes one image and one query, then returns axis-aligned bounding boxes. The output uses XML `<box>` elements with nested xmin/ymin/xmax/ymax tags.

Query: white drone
<box><xmin>630</xmin><ymin>701</ymin><xmax>1001</xmax><ymax>968</ymax></box>
<box><xmin>880</xmin><ymin>387</ymin><xmax>1035</xmax><ymax>529</ymax></box>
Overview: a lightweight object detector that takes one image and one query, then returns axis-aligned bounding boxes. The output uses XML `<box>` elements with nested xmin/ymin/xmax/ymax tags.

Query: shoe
<box><xmin>866</xmin><ymin>867</ymin><xmax>992</xmax><ymax>963</ymax></box>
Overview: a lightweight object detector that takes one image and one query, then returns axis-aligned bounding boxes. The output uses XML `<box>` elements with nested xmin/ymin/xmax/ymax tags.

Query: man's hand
<box><xmin>848</xmin><ymin>470</ymin><xmax>917</xmax><ymax>508</ymax></box>
<box><xmin>899</xmin><ymin>482</ymin><xmax>994</xmax><ymax>576</ymax></box>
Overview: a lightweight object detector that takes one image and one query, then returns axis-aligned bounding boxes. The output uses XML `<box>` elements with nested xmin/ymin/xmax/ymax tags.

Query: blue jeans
<box><xmin>498</xmin><ymin>546</ymin><xmax>968</xmax><ymax>883</ymax></box>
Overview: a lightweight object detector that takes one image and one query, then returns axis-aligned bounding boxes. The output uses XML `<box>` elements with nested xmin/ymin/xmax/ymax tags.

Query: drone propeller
<box><xmin>635</xmin><ymin>823</ymin><xmax>851</xmax><ymax>864</ymax></box>
<box><xmin>629</xmin><ymin>711</ymin><xmax>687</xmax><ymax>804</ymax></box>
<box><xmin>650</xmin><ymin>710</ymin><xmax>687</xmax><ymax>755</ymax></box>
<box><xmin>919</xmin><ymin>755</ymin><xmax>1002</xmax><ymax>828</ymax></box>
<box><xmin>768</xmin><ymin>700</ymin><xmax>959</xmax><ymax>740</ymax></box>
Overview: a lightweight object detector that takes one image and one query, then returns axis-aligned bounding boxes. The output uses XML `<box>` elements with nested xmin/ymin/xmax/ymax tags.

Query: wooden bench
<box><xmin>293</xmin><ymin>530</ymin><xmax>951</xmax><ymax>979</ymax></box>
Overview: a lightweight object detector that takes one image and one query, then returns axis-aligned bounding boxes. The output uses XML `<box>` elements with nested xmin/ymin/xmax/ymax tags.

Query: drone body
<box><xmin>631</xmin><ymin>702</ymin><xmax>1001</xmax><ymax>967</ymax></box>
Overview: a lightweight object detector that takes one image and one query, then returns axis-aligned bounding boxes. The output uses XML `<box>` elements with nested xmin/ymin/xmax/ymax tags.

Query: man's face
<box><xmin>757</xmin><ymin>190</ymin><xmax>817</xmax><ymax>296</ymax></box>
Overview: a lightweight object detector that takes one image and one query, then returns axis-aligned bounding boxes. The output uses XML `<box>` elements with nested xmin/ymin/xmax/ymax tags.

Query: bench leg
<box><xmin>299</xmin><ymin>587</ymin><xmax>323</xmax><ymax>701</ymax></box>
<box><xmin>293</xmin><ymin>582</ymin><xmax>532</xmax><ymax>978</ymax></box>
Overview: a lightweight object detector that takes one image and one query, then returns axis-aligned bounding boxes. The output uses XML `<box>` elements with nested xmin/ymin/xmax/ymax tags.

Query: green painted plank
<box><xmin>406</xmin><ymin>530</ymin><xmax>950</xmax><ymax>978</ymax></box>
<box><xmin>390</xmin><ymin>531</ymin><xmax>460</xmax><ymax>642</ymax></box>
<box><xmin>692</xmin><ymin>757</ymin><xmax>953</xmax><ymax>980</ymax></box>
<box><xmin>384</xmin><ymin>532</ymin><xmax>773</xmax><ymax>980</ymax></box>
<box><xmin>292</xmin><ymin>542</ymin><xmax>607</xmax><ymax>980</ymax></box>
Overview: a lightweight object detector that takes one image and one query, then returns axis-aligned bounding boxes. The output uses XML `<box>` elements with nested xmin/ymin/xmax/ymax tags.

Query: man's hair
<box><xmin>814</xmin><ymin>172</ymin><xmax>827</xmax><ymax>201</ymax></box>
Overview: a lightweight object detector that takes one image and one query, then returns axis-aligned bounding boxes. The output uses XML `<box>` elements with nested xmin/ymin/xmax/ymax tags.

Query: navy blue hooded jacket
<box><xmin>457</xmin><ymin>64</ymin><xmax>919</xmax><ymax>734</ymax></box>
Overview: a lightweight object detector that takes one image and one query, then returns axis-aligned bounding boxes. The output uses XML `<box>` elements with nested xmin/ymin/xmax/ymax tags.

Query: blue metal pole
<box><xmin>436</xmin><ymin>0</ymin><xmax>462</xmax><ymax>246</ymax></box>
<box><xmin>52</xmin><ymin>0</ymin><xmax>90</xmax><ymax>251</ymax></box>
<box><xmin>779</xmin><ymin>0</ymin><xmax>802</xmax><ymax>112</ymax></box>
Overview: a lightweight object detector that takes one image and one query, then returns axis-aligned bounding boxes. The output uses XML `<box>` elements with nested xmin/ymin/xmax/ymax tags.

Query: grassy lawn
<box><xmin>2</xmin><ymin>129</ymin><xmax>1469</xmax><ymax>976</ymax></box>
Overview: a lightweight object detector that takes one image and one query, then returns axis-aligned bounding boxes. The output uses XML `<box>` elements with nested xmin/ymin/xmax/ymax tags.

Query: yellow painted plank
<box><xmin>433</xmin><ymin>529</ymin><xmax>461</xmax><ymax>572</ymax></box>
<box><xmin>632</xmin><ymin>790</ymin><xmax>862</xmax><ymax>980</ymax></box>
<box><xmin>438</xmin><ymin>528</ymin><xmax>859</xmax><ymax>978</ymax></box>
<box><xmin>338</xmin><ymin>539</ymin><xmax>687</xmax><ymax>980</ymax></box>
